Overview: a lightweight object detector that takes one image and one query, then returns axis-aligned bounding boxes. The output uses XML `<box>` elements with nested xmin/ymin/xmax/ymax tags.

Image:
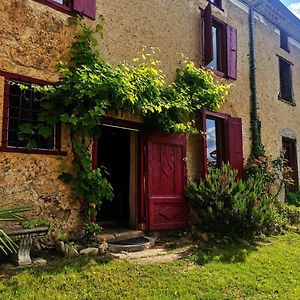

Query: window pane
<box><xmin>6</xmin><ymin>81</ymin><xmax>56</xmax><ymax>150</ymax></box>
<box><xmin>207</xmin><ymin>26</ymin><xmax>218</xmax><ymax>70</ymax></box>
<box><xmin>52</xmin><ymin>0</ymin><xmax>64</xmax><ymax>4</ymax></box>
<box><xmin>211</xmin><ymin>0</ymin><xmax>222</xmax><ymax>7</ymax></box>
<box><xmin>206</xmin><ymin>119</ymin><xmax>218</xmax><ymax>168</ymax></box>
<box><xmin>279</xmin><ymin>58</ymin><xmax>292</xmax><ymax>102</ymax></box>
<box><xmin>280</xmin><ymin>30</ymin><xmax>289</xmax><ymax>52</ymax></box>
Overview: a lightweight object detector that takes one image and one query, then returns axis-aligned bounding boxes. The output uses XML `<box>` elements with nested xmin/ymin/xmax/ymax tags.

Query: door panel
<box><xmin>147</xmin><ymin>133</ymin><xmax>188</xmax><ymax>230</ymax></box>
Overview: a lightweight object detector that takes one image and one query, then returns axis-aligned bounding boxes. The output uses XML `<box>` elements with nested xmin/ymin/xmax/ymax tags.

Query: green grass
<box><xmin>0</xmin><ymin>233</ymin><xmax>300</xmax><ymax>299</ymax></box>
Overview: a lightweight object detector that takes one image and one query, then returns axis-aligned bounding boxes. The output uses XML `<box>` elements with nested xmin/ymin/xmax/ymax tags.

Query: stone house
<box><xmin>0</xmin><ymin>0</ymin><xmax>299</xmax><ymax>233</ymax></box>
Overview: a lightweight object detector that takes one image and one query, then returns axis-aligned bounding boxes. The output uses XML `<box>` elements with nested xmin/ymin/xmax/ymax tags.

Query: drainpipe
<box><xmin>248</xmin><ymin>0</ymin><xmax>265</xmax><ymax>158</ymax></box>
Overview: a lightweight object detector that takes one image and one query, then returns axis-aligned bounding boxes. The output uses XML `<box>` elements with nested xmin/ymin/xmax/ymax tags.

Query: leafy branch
<box><xmin>17</xmin><ymin>18</ymin><xmax>230</xmax><ymax>221</ymax></box>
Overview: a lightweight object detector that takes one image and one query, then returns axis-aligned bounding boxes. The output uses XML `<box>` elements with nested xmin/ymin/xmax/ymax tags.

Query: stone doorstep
<box><xmin>97</xmin><ymin>229</ymin><xmax>145</xmax><ymax>242</ymax></box>
<box><xmin>107</xmin><ymin>236</ymin><xmax>155</xmax><ymax>253</ymax></box>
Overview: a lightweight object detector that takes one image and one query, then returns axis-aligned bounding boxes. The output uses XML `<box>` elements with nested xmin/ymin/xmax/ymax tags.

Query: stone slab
<box><xmin>132</xmin><ymin>252</ymin><xmax>188</xmax><ymax>265</ymax></box>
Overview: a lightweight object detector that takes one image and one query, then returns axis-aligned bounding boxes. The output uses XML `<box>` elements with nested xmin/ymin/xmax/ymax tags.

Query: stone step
<box><xmin>107</xmin><ymin>236</ymin><xmax>155</xmax><ymax>253</ymax></box>
<box><xmin>97</xmin><ymin>229</ymin><xmax>144</xmax><ymax>242</ymax></box>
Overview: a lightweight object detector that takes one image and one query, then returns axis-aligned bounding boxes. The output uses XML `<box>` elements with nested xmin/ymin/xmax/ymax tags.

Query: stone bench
<box><xmin>4</xmin><ymin>226</ymin><xmax>49</xmax><ymax>266</ymax></box>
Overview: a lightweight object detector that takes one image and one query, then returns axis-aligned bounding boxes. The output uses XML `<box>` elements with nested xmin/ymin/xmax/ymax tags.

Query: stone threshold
<box><xmin>97</xmin><ymin>228</ymin><xmax>145</xmax><ymax>242</ymax></box>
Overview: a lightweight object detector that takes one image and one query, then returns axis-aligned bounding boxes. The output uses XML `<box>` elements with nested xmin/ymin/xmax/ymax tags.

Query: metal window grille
<box><xmin>3</xmin><ymin>80</ymin><xmax>56</xmax><ymax>150</ymax></box>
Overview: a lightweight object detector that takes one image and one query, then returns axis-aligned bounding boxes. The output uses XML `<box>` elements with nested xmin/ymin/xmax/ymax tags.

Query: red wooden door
<box><xmin>146</xmin><ymin>133</ymin><xmax>188</xmax><ymax>230</ymax></box>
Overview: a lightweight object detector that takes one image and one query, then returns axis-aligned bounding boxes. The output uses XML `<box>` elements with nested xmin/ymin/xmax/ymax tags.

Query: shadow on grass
<box><xmin>158</xmin><ymin>235</ymin><xmax>260</xmax><ymax>265</ymax></box>
<box><xmin>1</xmin><ymin>253</ymin><xmax>115</xmax><ymax>278</ymax></box>
<box><xmin>187</xmin><ymin>240</ymin><xmax>259</xmax><ymax>265</ymax></box>
<box><xmin>1</xmin><ymin>237</ymin><xmax>262</xmax><ymax>279</ymax></box>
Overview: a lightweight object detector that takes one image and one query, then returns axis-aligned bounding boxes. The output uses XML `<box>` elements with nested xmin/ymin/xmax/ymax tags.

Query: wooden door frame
<box><xmin>91</xmin><ymin>117</ymin><xmax>144</xmax><ymax>229</ymax></box>
<box><xmin>282</xmin><ymin>137</ymin><xmax>299</xmax><ymax>192</ymax></box>
<box><xmin>202</xmin><ymin>109</ymin><xmax>229</xmax><ymax>175</ymax></box>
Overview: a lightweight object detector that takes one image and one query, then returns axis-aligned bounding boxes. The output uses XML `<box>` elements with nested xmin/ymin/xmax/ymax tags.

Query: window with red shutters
<box><xmin>33</xmin><ymin>0</ymin><xmax>96</xmax><ymax>19</ymax></box>
<box><xmin>202</xmin><ymin>4</ymin><xmax>237</xmax><ymax>79</ymax></box>
<box><xmin>202</xmin><ymin>110</ymin><xmax>244</xmax><ymax>177</ymax></box>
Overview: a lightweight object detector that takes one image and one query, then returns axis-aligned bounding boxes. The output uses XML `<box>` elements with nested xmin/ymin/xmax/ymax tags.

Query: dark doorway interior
<box><xmin>282</xmin><ymin>137</ymin><xmax>299</xmax><ymax>192</ymax></box>
<box><xmin>97</xmin><ymin>126</ymin><xmax>130</xmax><ymax>226</ymax></box>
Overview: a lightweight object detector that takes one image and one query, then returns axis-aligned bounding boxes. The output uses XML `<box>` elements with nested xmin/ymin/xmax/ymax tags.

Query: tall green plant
<box><xmin>186</xmin><ymin>164</ymin><xmax>275</xmax><ymax>238</ymax></box>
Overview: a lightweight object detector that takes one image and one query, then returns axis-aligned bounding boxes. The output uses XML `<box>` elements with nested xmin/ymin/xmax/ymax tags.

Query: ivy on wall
<box><xmin>19</xmin><ymin>18</ymin><xmax>230</xmax><ymax>220</ymax></box>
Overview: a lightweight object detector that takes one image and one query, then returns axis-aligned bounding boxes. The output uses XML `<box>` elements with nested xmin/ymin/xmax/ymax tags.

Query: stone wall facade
<box><xmin>0</xmin><ymin>0</ymin><xmax>299</xmax><ymax>232</ymax></box>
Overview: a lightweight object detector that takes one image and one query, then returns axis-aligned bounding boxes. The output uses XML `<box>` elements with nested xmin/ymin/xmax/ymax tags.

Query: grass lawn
<box><xmin>0</xmin><ymin>232</ymin><xmax>299</xmax><ymax>299</ymax></box>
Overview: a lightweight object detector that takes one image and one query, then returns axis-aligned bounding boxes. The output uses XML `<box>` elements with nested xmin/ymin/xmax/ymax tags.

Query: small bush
<box><xmin>245</xmin><ymin>154</ymin><xmax>293</xmax><ymax>199</ymax></box>
<box><xmin>277</xmin><ymin>203</ymin><xmax>300</xmax><ymax>225</ymax></box>
<box><xmin>186</xmin><ymin>164</ymin><xmax>275</xmax><ymax>238</ymax></box>
<box><xmin>84</xmin><ymin>221</ymin><xmax>102</xmax><ymax>235</ymax></box>
<box><xmin>286</xmin><ymin>192</ymin><xmax>300</xmax><ymax>207</ymax></box>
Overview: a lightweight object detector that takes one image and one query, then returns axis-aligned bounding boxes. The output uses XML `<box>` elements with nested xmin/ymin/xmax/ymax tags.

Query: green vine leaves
<box><xmin>16</xmin><ymin>18</ymin><xmax>230</xmax><ymax>218</ymax></box>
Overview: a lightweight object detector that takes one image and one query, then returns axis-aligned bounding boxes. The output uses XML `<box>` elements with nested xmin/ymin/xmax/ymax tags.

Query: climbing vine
<box><xmin>18</xmin><ymin>18</ymin><xmax>230</xmax><ymax>220</ymax></box>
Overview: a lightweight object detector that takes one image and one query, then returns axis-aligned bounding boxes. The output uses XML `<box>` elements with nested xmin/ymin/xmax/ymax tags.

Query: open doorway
<box><xmin>96</xmin><ymin>125</ymin><xmax>138</xmax><ymax>228</ymax></box>
<box><xmin>282</xmin><ymin>137</ymin><xmax>299</xmax><ymax>192</ymax></box>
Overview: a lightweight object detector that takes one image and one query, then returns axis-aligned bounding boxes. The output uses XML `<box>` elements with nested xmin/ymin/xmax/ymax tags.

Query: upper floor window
<box><xmin>202</xmin><ymin>3</ymin><xmax>237</xmax><ymax>79</ymax></box>
<box><xmin>0</xmin><ymin>73</ymin><xmax>62</xmax><ymax>154</ymax></box>
<box><xmin>207</xmin><ymin>22</ymin><xmax>226</xmax><ymax>72</ymax></box>
<box><xmin>33</xmin><ymin>0</ymin><xmax>96</xmax><ymax>20</ymax></box>
<box><xmin>280</xmin><ymin>29</ymin><xmax>290</xmax><ymax>52</ymax></box>
<box><xmin>278</xmin><ymin>57</ymin><xmax>293</xmax><ymax>103</ymax></box>
<box><xmin>210</xmin><ymin>0</ymin><xmax>222</xmax><ymax>9</ymax></box>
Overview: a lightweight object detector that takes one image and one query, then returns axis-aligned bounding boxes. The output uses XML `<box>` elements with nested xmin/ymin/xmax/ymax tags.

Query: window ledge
<box><xmin>33</xmin><ymin>0</ymin><xmax>75</xmax><ymax>16</ymax></box>
<box><xmin>0</xmin><ymin>146</ymin><xmax>67</xmax><ymax>156</ymax></box>
<box><xmin>204</xmin><ymin>66</ymin><xmax>227</xmax><ymax>79</ymax></box>
<box><xmin>280</xmin><ymin>47</ymin><xmax>290</xmax><ymax>53</ymax></box>
<box><xmin>278</xmin><ymin>95</ymin><xmax>296</xmax><ymax>106</ymax></box>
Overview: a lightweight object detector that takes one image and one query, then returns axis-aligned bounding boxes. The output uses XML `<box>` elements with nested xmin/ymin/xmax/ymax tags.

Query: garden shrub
<box><xmin>277</xmin><ymin>203</ymin><xmax>300</xmax><ymax>225</ymax></box>
<box><xmin>245</xmin><ymin>154</ymin><xmax>293</xmax><ymax>199</ymax></box>
<box><xmin>186</xmin><ymin>164</ymin><xmax>275</xmax><ymax>238</ymax></box>
<box><xmin>286</xmin><ymin>192</ymin><xmax>300</xmax><ymax>207</ymax></box>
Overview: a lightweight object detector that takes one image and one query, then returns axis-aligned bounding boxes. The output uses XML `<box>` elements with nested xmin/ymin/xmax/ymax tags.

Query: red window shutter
<box><xmin>73</xmin><ymin>0</ymin><xmax>96</xmax><ymax>20</ymax></box>
<box><xmin>203</xmin><ymin>3</ymin><xmax>213</xmax><ymax>66</ymax></box>
<box><xmin>227</xmin><ymin>116</ymin><xmax>243</xmax><ymax>178</ymax></box>
<box><xmin>226</xmin><ymin>25</ymin><xmax>237</xmax><ymax>79</ymax></box>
